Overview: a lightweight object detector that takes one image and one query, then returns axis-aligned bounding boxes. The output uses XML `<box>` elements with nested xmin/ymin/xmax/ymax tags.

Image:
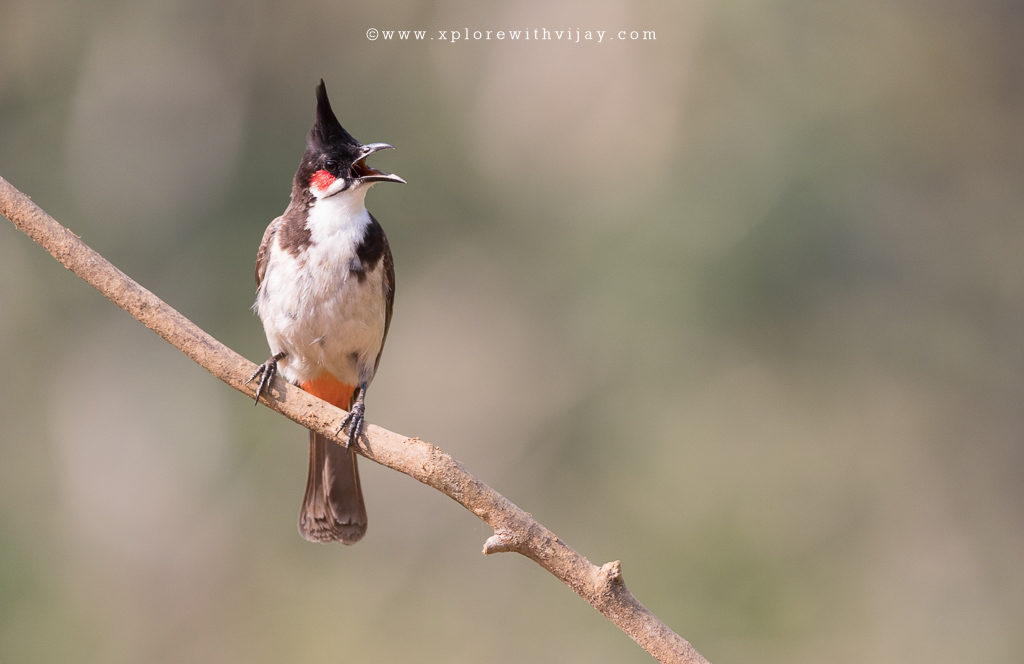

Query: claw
<box><xmin>248</xmin><ymin>351</ymin><xmax>286</xmax><ymax>406</ymax></box>
<box><xmin>335</xmin><ymin>382</ymin><xmax>367</xmax><ymax>448</ymax></box>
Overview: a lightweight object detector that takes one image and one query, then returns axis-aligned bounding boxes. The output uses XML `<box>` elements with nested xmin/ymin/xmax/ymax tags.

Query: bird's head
<box><xmin>297</xmin><ymin>79</ymin><xmax>405</xmax><ymax>200</ymax></box>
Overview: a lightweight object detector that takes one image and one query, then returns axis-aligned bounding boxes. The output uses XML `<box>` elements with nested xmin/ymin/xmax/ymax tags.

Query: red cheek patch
<box><xmin>310</xmin><ymin>169</ymin><xmax>336</xmax><ymax>191</ymax></box>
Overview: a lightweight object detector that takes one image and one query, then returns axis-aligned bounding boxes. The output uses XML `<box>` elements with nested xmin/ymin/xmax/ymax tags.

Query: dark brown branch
<box><xmin>0</xmin><ymin>175</ymin><xmax>710</xmax><ymax>664</ymax></box>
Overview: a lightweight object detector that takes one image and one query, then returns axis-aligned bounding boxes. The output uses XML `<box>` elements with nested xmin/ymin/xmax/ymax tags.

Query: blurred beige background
<box><xmin>2</xmin><ymin>1</ymin><xmax>1022</xmax><ymax>662</ymax></box>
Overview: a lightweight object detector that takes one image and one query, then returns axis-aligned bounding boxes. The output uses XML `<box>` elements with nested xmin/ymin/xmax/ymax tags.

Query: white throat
<box><xmin>307</xmin><ymin>184</ymin><xmax>372</xmax><ymax>243</ymax></box>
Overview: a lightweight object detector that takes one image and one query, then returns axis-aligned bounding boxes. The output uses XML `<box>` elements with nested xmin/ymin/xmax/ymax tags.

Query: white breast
<box><xmin>255</xmin><ymin>190</ymin><xmax>387</xmax><ymax>387</ymax></box>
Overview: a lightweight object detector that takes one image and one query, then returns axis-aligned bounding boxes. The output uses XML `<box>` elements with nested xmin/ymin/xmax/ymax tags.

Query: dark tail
<box><xmin>298</xmin><ymin>431</ymin><xmax>368</xmax><ymax>544</ymax></box>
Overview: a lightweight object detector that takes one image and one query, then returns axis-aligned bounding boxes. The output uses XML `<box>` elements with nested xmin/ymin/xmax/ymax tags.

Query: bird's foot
<box><xmin>335</xmin><ymin>383</ymin><xmax>367</xmax><ymax>448</ymax></box>
<box><xmin>246</xmin><ymin>351</ymin><xmax>286</xmax><ymax>406</ymax></box>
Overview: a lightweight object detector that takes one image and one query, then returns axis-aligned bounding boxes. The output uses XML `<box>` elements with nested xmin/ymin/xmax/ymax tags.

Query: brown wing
<box><xmin>377</xmin><ymin>234</ymin><xmax>395</xmax><ymax>372</ymax></box>
<box><xmin>255</xmin><ymin>216</ymin><xmax>281</xmax><ymax>288</ymax></box>
<box><xmin>369</xmin><ymin>215</ymin><xmax>395</xmax><ymax>374</ymax></box>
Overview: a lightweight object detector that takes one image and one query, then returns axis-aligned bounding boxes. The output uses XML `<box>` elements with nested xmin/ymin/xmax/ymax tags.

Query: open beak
<box><xmin>352</xmin><ymin>142</ymin><xmax>406</xmax><ymax>184</ymax></box>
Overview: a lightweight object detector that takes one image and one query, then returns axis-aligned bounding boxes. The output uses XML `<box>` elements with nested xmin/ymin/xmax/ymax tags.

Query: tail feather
<box><xmin>299</xmin><ymin>431</ymin><xmax>367</xmax><ymax>543</ymax></box>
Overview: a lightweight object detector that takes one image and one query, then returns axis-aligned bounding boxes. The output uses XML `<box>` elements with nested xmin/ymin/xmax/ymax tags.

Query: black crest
<box><xmin>310</xmin><ymin>79</ymin><xmax>360</xmax><ymax>151</ymax></box>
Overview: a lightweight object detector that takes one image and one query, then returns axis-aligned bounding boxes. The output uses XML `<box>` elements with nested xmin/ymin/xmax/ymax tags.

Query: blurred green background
<box><xmin>2</xmin><ymin>1</ymin><xmax>1022</xmax><ymax>662</ymax></box>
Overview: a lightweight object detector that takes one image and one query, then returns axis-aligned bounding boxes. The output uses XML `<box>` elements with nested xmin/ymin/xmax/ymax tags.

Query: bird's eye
<box><xmin>324</xmin><ymin>159</ymin><xmax>338</xmax><ymax>171</ymax></box>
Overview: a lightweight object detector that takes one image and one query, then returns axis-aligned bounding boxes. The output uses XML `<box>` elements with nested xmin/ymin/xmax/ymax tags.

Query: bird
<box><xmin>248</xmin><ymin>79</ymin><xmax>404</xmax><ymax>543</ymax></box>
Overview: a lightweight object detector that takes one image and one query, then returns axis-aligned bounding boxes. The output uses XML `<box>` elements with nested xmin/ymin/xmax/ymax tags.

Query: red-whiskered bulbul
<box><xmin>248</xmin><ymin>79</ymin><xmax>403</xmax><ymax>544</ymax></box>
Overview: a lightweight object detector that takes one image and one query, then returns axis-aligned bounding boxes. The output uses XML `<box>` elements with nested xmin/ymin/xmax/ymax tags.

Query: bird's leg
<box><xmin>246</xmin><ymin>351</ymin><xmax>286</xmax><ymax>405</ymax></box>
<box><xmin>336</xmin><ymin>381</ymin><xmax>368</xmax><ymax>448</ymax></box>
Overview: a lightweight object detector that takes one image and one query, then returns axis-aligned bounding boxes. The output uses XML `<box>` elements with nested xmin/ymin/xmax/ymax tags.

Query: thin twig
<box><xmin>0</xmin><ymin>175</ymin><xmax>710</xmax><ymax>664</ymax></box>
